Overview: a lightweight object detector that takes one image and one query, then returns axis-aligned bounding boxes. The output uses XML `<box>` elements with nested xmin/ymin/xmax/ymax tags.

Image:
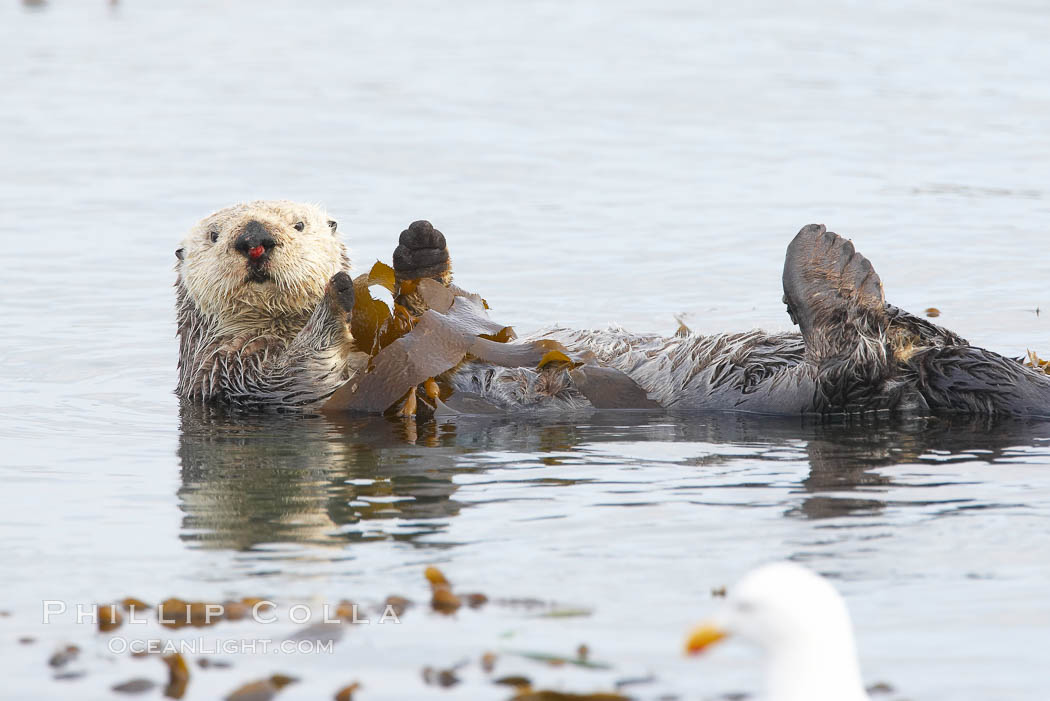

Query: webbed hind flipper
<box><xmin>782</xmin><ymin>224</ymin><xmax>889</xmax><ymax>360</ymax></box>
<box><xmin>780</xmin><ymin>224</ymin><xmax>902</xmax><ymax>412</ymax></box>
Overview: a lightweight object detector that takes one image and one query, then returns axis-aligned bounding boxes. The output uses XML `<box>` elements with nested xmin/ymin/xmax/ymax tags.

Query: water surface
<box><xmin>2</xmin><ymin>1</ymin><xmax>1049</xmax><ymax>699</ymax></box>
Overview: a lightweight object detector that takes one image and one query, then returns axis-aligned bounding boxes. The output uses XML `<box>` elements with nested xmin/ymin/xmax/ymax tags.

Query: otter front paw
<box><xmin>393</xmin><ymin>220</ymin><xmax>450</xmax><ymax>281</ymax></box>
<box><xmin>330</xmin><ymin>271</ymin><xmax>355</xmax><ymax>315</ymax></box>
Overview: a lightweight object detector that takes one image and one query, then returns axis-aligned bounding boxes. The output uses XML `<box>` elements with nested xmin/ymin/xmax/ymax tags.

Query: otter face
<box><xmin>177</xmin><ymin>200</ymin><xmax>348</xmax><ymax>322</ymax></box>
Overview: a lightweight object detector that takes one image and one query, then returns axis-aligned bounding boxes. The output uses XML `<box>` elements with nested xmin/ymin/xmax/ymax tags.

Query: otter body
<box><xmin>453</xmin><ymin>226</ymin><xmax>1050</xmax><ymax>417</ymax></box>
<box><xmin>176</xmin><ymin>204</ymin><xmax>1050</xmax><ymax>417</ymax></box>
<box><xmin>456</xmin><ymin>306</ymin><xmax>1050</xmax><ymax>417</ymax></box>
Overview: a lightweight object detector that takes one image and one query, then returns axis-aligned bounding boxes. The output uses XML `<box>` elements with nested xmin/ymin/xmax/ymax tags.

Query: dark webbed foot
<box><xmin>393</xmin><ymin>220</ymin><xmax>450</xmax><ymax>282</ymax></box>
<box><xmin>781</xmin><ymin>224</ymin><xmax>902</xmax><ymax>412</ymax></box>
<box><xmin>329</xmin><ymin>271</ymin><xmax>355</xmax><ymax>316</ymax></box>
<box><xmin>783</xmin><ymin>224</ymin><xmax>887</xmax><ymax>357</ymax></box>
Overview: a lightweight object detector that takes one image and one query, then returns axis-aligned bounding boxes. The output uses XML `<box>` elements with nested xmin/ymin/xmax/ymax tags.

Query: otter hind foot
<box><xmin>783</xmin><ymin>224</ymin><xmax>887</xmax><ymax>357</ymax></box>
<box><xmin>393</xmin><ymin>220</ymin><xmax>450</xmax><ymax>282</ymax></box>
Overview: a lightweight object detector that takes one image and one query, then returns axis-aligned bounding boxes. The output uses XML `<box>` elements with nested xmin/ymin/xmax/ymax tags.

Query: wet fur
<box><xmin>176</xmin><ymin>201</ymin><xmax>364</xmax><ymax>411</ymax></box>
<box><xmin>450</xmin><ymin>305</ymin><xmax>1050</xmax><ymax>418</ymax></box>
<box><xmin>446</xmin><ymin>225</ymin><xmax>1050</xmax><ymax>418</ymax></box>
<box><xmin>176</xmin><ymin>206</ymin><xmax>1050</xmax><ymax>417</ymax></box>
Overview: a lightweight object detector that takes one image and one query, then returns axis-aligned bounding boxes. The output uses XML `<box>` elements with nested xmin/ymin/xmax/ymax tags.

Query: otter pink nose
<box><xmin>248</xmin><ymin>245</ymin><xmax>265</xmax><ymax>260</ymax></box>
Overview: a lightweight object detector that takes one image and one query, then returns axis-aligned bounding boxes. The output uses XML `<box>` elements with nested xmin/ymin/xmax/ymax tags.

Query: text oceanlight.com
<box><xmin>106</xmin><ymin>638</ymin><xmax>335</xmax><ymax>655</ymax></box>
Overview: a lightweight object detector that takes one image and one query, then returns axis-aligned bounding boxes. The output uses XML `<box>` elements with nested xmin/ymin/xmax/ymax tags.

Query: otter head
<box><xmin>176</xmin><ymin>200</ymin><xmax>348</xmax><ymax>327</ymax></box>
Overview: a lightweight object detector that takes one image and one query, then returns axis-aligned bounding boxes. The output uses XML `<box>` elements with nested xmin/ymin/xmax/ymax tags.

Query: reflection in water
<box><xmin>178</xmin><ymin>404</ymin><xmax>1050</xmax><ymax>551</ymax></box>
<box><xmin>177</xmin><ymin>406</ymin><xmax>472</xmax><ymax>550</ymax></box>
<box><xmin>795</xmin><ymin>415</ymin><xmax>1050</xmax><ymax>519</ymax></box>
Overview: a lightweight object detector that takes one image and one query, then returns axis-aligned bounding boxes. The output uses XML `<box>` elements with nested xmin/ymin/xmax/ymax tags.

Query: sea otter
<box><xmin>174</xmin><ymin>200</ymin><xmax>450</xmax><ymax>410</ymax></box>
<box><xmin>175</xmin><ymin>202</ymin><xmax>1050</xmax><ymax>416</ymax></box>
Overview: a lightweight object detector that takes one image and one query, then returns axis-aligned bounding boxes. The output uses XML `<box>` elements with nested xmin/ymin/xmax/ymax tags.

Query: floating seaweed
<box><xmin>162</xmin><ymin>652</ymin><xmax>189</xmax><ymax>699</ymax></box>
<box><xmin>97</xmin><ymin>604</ymin><xmax>123</xmax><ymax>632</ymax></box>
<box><xmin>422</xmin><ymin>664</ymin><xmax>462</xmax><ymax>688</ymax></box>
<box><xmin>325</xmin><ymin>270</ymin><xmax>656</xmax><ymax>415</ymax></box>
<box><xmin>224</xmin><ymin>674</ymin><xmax>298</xmax><ymax>701</ymax></box>
<box><xmin>509</xmin><ymin>691</ymin><xmax>629</xmax><ymax>701</ymax></box>
<box><xmin>505</xmin><ymin>647</ymin><xmax>611</xmax><ymax>671</ymax></box>
<box><xmin>112</xmin><ymin>678</ymin><xmax>156</xmax><ymax>694</ymax></box>
<box><xmin>48</xmin><ymin>644</ymin><xmax>80</xmax><ymax>668</ymax></box>
<box><xmin>1025</xmin><ymin>350</ymin><xmax>1050</xmax><ymax>374</ymax></box>
<box><xmin>334</xmin><ymin>681</ymin><xmax>362</xmax><ymax>701</ymax></box>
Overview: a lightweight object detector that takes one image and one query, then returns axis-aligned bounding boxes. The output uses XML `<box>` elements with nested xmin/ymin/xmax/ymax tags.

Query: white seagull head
<box><xmin>685</xmin><ymin>562</ymin><xmax>870</xmax><ymax>701</ymax></box>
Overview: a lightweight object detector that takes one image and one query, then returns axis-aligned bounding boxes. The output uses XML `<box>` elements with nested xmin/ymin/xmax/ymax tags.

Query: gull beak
<box><xmin>685</xmin><ymin>623</ymin><xmax>728</xmax><ymax>655</ymax></box>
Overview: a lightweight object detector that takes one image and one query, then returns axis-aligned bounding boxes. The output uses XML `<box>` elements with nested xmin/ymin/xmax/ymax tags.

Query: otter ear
<box><xmin>175</xmin><ymin>247</ymin><xmax>185</xmax><ymax>260</ymax></box>
<box><xmin>328</xmin><ymin>220</ymin><xmax>338</xmax><ymax>233</ymax></box>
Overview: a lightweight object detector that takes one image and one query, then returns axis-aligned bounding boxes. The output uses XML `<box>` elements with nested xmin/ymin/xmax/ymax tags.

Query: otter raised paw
<box><xmin>329</xmin><ymin>271</ymin><xmax>356</xmax><ymax>319</ymax></box>
<box><xmin>393</xmin><ymin>220</ymin><xmax>451</xmax><ymax>283</ymax></box>
<box><xmin>392</xmin><ymin>220</ymin><xmax>454</xmax><ymax>316</ymax></box>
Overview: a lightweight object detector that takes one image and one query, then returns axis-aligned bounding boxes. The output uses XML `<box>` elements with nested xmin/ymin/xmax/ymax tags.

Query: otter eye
<box><xmin>175</xmin><ymin>247</ymin><xmax>185</xmax><ymax>260</ymax></box>
<box><xmin>209</xmin><ymin>231</ymin><xmax>219</xmax><ymax>243</ymax></box>
<box><xmin>294</xmin><ymin>221</ymin><xmax>305</xmax><ymax>232</ymax></box>
<box><xmin>327</xmin><ymin>220</ymin><xmax>337</xmax><ymax>232</ymax></box>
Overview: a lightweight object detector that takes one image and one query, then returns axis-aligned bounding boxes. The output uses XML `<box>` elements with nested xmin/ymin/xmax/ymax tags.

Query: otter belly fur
<box><xmin>455</xmin><ymin>305</ymin><xmax>1050</xmax><ymax>417</ymax></box>
<box><xmin>176</xmin><ymin>204</ymin><xmax>1050</xmax><ymax>417</ymax></box>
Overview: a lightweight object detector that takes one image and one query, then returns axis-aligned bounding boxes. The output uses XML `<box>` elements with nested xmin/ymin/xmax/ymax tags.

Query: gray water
<box><xmin>2</xmin><ymin>0</ymin><xmax>1050</xmax><ymax>699</ymax></box>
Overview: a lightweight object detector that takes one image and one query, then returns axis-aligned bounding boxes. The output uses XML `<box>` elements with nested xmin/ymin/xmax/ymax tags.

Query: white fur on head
<box><xmin>176</xmin><ymin>200</ymin><xmax>349</xmax><ymax>334</ymax></box>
